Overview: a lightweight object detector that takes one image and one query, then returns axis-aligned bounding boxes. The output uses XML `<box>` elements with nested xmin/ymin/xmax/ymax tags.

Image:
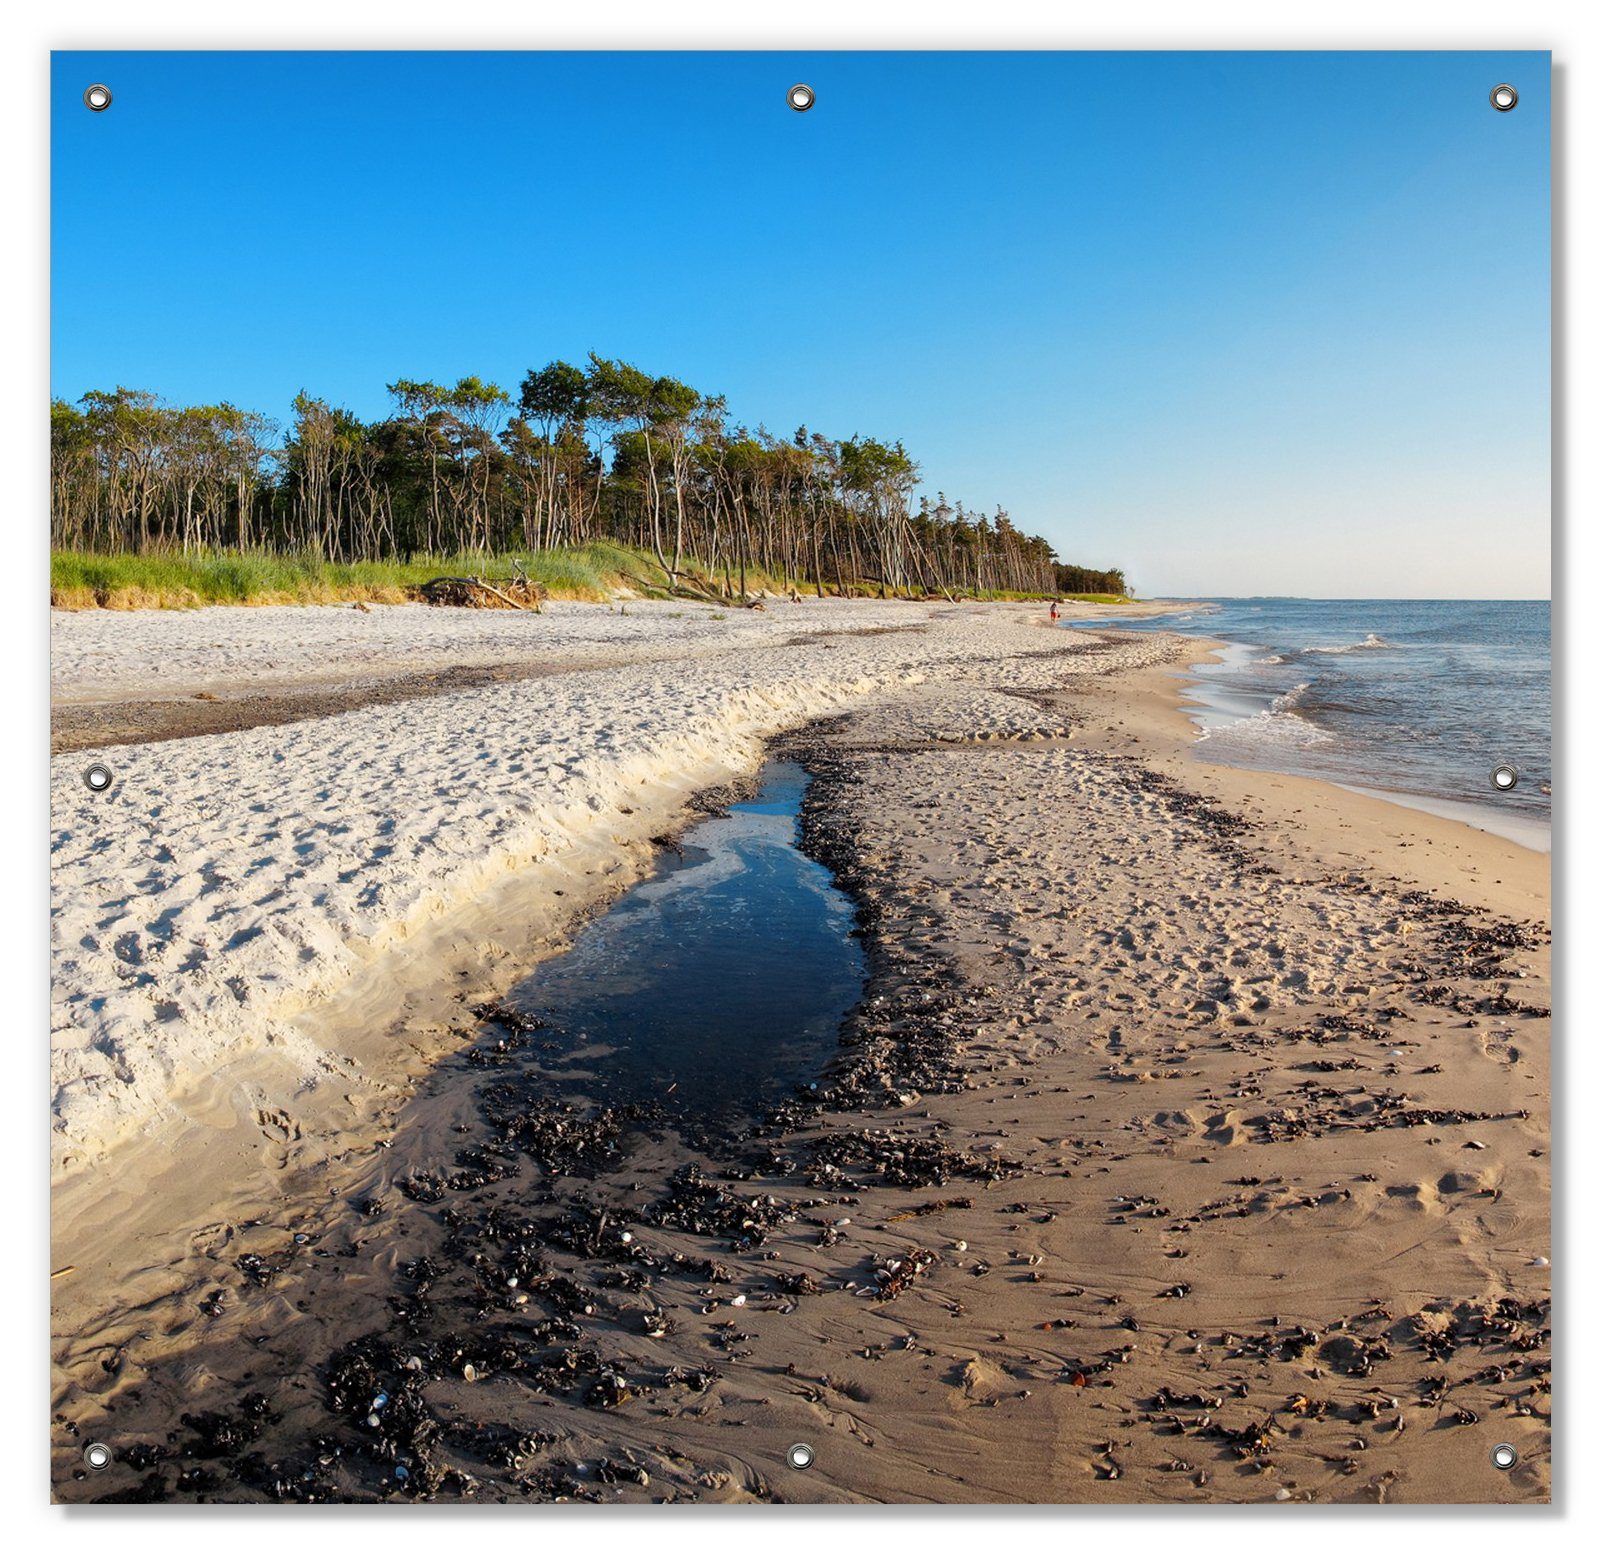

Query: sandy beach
<box><xmin>50</xmin><ymin>598</ymin><xmax>1550</xmax><ymax>1504</ymax></box>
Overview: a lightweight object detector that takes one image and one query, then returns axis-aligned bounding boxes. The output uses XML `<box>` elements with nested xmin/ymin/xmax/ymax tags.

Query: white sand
<box><xmin>50</xmin><ymin>597</ymin><xmax>923</xmax><ymax>702</ymax></box>
<box><xmin>49</xmin><ymin>600</ymin><xmax>1176</xmax><ymax>1167</ymax></box>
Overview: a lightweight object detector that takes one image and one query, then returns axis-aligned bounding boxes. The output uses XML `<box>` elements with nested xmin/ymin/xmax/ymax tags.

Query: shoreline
<box><xmin>1335</xmin><ymin>784</ymin><xmax>1551</xmax><ymax>855</ymax></box>
<box><xmin>1135</xmin><ymin>649</ymin><xmax>1549</xmax><ymax>921</ymax></box>
<box><xmin>1143</xmin><ymin>628</ymin><xmax>1552</xmax><ymax>857</ymax></box>
<box><xmin>51</xmin><ymin>602</ymin><xmax>1549</xmax><ymax>1503</ymax></box>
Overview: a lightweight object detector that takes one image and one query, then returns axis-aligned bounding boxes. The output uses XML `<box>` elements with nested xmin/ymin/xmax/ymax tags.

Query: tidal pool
<box><xmin>502</xmin><ymin>759</ymin><xmax>864</xmax><ymax>1121</ymax></box>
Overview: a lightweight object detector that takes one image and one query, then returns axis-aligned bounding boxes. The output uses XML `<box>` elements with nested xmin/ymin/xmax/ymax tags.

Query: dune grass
<box><xmin>50</xmin><ymin>543</ymin><xmax>653</xmax><ymax>610</ymax></box>
<box><xmin>51</xmin><ymin>545</ymin><xmax>1120</xmax><ymax>611</ymax></box>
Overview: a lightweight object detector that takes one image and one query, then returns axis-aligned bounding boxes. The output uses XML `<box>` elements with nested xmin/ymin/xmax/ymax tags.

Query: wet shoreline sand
<box><xmin>51</xmin><ymin>604</ymin><xmax>1549</xmax><ymax>1503</ymax></box>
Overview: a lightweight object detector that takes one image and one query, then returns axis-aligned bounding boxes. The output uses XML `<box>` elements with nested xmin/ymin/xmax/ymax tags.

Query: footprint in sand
<box><xmin>1479</xmin><ymin>1029</ymin><xmax>1521</xmax><ymax>1065</ymax></box>
<box><xmin>255</xmin><ymin>1106</ymin><xmax>301</xmax><ymax>1144</ymax></box>
<box><xmin>1384</xmin><ymin>1180</ymin><xmax>1443</xmax><ymax>1213</ymax></box>
<box><xmin>947</xmin><ymin>1355</ymin><xmax>1006</xmax><ymax>1409</ymax></box>
<box><xmin>1147</xmin><ymin>1108</ymin><xmax>1201</xmax><ymax>1136</ymax></box>
<box><xmin>1437</xmin><ymin>1166</ymin><xmax>1503</xmax><ymax>1196</ymax></box>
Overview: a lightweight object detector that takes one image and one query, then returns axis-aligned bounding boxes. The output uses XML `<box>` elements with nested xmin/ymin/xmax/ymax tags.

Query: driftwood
<box><xmin>616</xmin><ymin>568</ymin><xmax>776</xmax><ymax>611</ymax></box>
<box><xmin>622</xmin><ymin>570</ymin><xmax>739</xmax><ymax>607</ymax></box>
<box><xmin>414</xmin><ymin>576</ymin><xmax>547</xmax><ymax>612</ymax></box>
<box><xmin>673</xmin><ymin>582</ymin><xmax>727</xmax><ymax>606</ymax></box>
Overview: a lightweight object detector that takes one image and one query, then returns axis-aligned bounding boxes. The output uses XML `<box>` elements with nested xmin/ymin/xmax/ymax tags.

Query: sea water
<box><xmin>1069</xmin><ymin>600</ymin><xmax>1551</xmax><ymax>842</ymax></box>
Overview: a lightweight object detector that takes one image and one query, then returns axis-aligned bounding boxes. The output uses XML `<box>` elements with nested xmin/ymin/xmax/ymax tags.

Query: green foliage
<box><xmin>50</xmin><ymin>543</ymin><xmax>649</xmax><ymax>610</ymax></box>
<box><xmin>518</xmin><ymin>360</ymin><xmax>589</xmax><ymax>431</ymax></box>
<box><xmin>1053</xmin><ymin>562</ymin><xmax>1129</xmax><ymax>597</ymax></box>
<box><xmin>51</xmin><ymin>356</ymin><xmax>1127</xmax><ymax>605</ymax></box>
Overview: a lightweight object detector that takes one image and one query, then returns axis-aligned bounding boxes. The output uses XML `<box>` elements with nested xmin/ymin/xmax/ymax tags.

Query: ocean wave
<box><xmin>1302</xmin><ymin>632</ymin><xmax>1394</xmax><ymax>656</ymax></box>
<box><xmin>1209</xmin><ymin>715</ymin><xmax>1334</xmax><ymax>751</ymax></box>
<box><xmin>1195</xmin><ymin>683</ymin><xmax>1332</xmax><ymax>752</ymax></box>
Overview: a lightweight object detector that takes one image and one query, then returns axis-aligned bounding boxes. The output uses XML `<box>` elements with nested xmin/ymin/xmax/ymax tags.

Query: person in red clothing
<box><xmin>1049</xmin><ymin>600</ymin><xmax>1061</xmax><ymax>623</ymax></box>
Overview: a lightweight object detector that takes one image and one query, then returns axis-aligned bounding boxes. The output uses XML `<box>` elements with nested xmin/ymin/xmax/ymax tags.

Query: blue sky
<box><xmin>52</xmin><ymin>51</ymin><xmax>1549</xmax><ymax>597</ymax></box>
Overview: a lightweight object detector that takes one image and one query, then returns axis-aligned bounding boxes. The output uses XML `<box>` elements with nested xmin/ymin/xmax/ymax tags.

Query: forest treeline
<box><xmin>50</xmin><ymin>357</ymin><xmax>1128</xmax><ymax>600</ymax></box>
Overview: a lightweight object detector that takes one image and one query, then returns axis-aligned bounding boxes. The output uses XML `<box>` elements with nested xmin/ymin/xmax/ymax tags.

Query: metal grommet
<box><xmin>1491</xmin><ymin>763</ymin><xmax>1519</xmax><ymax>793</ymax></box>
<box><xmin>1490</xmin><ymin>84</ymin><xmax>1518</xmax><ymax>112</ymax></box>
<box><xmin>786</xmin><ymin>1441</ymin><xmax>815</xmax><ymax>1470</ymax></box>
<box><xmin>787</xmin><ymin>83</ymin><xmax>815</xmax><ymax>113</ymax></box>
<box><xmin>84</xmin><ymin>83</ymin><xmax>113</xmax><ymax>112</ymax></box>
<box><xmin>83</xmin><ymin>762</ymin><xmax>114</xmax><ymax>795</ymax></box>
<box><xmin>84</xmin><ymin>1441</ymin><xmax>113</xmax><ymax>1471</ymax></box>
<box><xmin>1490</xmin><ymin>1442</ymin><xmax>1518</xmax><ymax>1470</ymax></box>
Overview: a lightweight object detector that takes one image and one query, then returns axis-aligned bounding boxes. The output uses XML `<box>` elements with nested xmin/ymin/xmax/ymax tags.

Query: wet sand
<box><xmin>51</xmin><ymin>610</ymin><xmax>1549</xmax><ymax>1504</ymax></box>
<box><xmin>50</xmin><ymin>656</ymin><xmax>623</xmax><ymax>754</ymax></box>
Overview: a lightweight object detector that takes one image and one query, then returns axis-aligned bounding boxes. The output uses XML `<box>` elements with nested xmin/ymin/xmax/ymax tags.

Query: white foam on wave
<box><xmin>1202</xmin><ymin>716</ymin><xmax>1332</xmax><ymax>751</ymax></box>
<box><xmin>1302</xmin><ymin>632</ymin><xmax>1393</xmax><ymax>656</ymax></box>
<box><xmin>1193</xmin><ymin>679</ymin><xmax>1332</xmax><ymax>752</ymax></box>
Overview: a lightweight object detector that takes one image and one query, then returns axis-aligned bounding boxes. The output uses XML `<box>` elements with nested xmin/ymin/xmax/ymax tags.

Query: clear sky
<box><xmin>51</xmin><ymin>51</ymin><xmax>1550</xmax><ymax>598</ymax></box>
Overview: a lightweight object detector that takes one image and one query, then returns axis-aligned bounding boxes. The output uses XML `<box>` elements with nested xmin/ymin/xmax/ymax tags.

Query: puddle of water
<box><xmin>502</xmin><ymin>759</ymin><xmax>864</xmax><ymax>1120</ymax></box>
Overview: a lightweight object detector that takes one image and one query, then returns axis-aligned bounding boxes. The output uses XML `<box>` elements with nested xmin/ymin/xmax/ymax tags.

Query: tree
<box><xmin>839</xmin><ymin>436</ymin><xmax>918</xmax><ymax>595</ymax></box>
<box><xmin>50</xmin><ymin>362</ymin><xmax>1119</xmax><ymax>601</ymax></box>
<box><xmin>586</xmin><ymin>355</ymin><xmax>700</xmax><ymax>581</ymax></box>
<box><xmin>515</xmin><ymin>360</ymin><xmax>590</xmax><ymax>547</ymax></box>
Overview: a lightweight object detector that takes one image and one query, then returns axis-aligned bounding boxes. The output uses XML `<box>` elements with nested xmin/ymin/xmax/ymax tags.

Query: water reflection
<box><xmin>504</xmin><ymin>760</ymin><xmax>863</xmax><ymax>1120</ymax></box>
